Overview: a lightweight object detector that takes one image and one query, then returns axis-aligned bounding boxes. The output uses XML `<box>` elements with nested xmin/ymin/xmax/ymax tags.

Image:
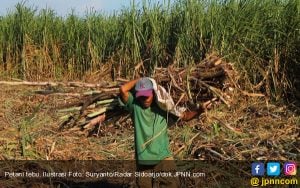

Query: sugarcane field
<box><xmin>0</xmin><ymin>0</ymin><xmax>299</xmax><ymax>188</ymax></box>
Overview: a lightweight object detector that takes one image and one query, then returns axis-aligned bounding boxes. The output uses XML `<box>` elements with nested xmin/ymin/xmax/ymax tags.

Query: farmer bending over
<box><xmin>119</xmin><ymin>77</ymin><xmax>211</xmax><ymax>188</ymax></box>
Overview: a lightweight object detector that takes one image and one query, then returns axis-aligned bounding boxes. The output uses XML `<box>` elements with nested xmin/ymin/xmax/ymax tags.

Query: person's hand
<box><xmin>182</xmin><ymin>98</ymin><xmax>217</xmax><ymax>121</ymax></box>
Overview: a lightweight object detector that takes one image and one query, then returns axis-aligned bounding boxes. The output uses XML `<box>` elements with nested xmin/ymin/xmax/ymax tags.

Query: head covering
<box><xmin>135</xmin><ymin>77</ymin><xmax>154</xmax><ymax>97</ymax></box>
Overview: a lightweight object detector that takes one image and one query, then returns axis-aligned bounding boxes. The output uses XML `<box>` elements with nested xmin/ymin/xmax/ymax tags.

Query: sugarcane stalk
<box><xmin>0</xmin><ymin>81</ymin><xmax>109</xmax><ymax>88</ymax></box>
<box><xmin>198</xmin><ymin>80</ymin><xmax>231</xmax><ymax>108</ymax></box>
<box><xmin>59</xmin><ymin>114</ymin><xmax>73</xmax><ymax>121</ymax></box>
<box><xmin>87</xmin><ymin>106</ymin><xmax>114</xmax><ymax>118</ymax></box>
<box><xmin>83</xmin><ymin>91</ymin><xmax>102</xmax><ymax>95</ymax></box>
<box><xmin>83</xmin><ymin>114</ymin><xmax>106</xmax><ymax>129</ymax></box>
<box><xmin>57</xmin><ymin>107</ymin><xmax>82</xmax><ymax>113</ymax></box>
<box><xmin>186</xmin><ymin>65</ymin><xmax>194</xmax><ymax>104</ymax></box>
<box><xmin>95</xmin><ymin>98</ymin><xmax>118</xmax><ymax>105</ymax></box>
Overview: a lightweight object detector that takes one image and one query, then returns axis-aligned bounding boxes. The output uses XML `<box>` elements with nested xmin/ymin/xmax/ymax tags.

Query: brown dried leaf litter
<box><xmin>0</xmin><ymin>54</ymin><xmax>298</xmax><ymax>188</ymax></box>
<box><xmin>0</xmin><ymin>54</ymin><xmax>298</xmax><ymax>162</ymax></box>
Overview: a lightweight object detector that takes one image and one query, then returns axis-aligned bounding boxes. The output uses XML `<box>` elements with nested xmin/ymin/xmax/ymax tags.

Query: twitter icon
<box><xmin>267</xmin><ymin>162</ymin><xmax>280</xmax><ymax>176</ymax></box>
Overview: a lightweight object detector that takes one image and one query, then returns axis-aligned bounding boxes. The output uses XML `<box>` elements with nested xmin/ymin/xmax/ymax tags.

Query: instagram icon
<box><xmin>284</xmin><ymin>162</ymin><xmax>297</xmax><ymax>176</ymax></box>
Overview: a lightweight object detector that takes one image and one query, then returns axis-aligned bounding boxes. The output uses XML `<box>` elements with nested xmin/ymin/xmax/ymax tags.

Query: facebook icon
<box><xmin>251</xmin><ymin>162</ymin><xmax>265</xmax><ymax>176</ymax></box>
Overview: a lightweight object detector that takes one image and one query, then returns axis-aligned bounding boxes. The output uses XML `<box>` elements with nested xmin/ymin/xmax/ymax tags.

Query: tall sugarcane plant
<box><xmin>0</xmin><ymin>0</ymin><xmax>299</xmax><ymax>100</ymax></box>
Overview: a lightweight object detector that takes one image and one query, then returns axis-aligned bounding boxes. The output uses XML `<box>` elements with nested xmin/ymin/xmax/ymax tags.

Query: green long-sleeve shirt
<box><xmin>119</xmin><ymin>92</ymin><xmax>172</xmax><ymax>165</ymax></box>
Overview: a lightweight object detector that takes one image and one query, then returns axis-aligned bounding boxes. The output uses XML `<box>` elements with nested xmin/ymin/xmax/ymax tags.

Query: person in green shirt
<box><xmin>119</xmin><ymin>77</ymin><xmax>211</xmax><ymax>188</ymax></box>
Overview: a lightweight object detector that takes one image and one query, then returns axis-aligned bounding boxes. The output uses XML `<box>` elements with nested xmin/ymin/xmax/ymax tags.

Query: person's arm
<box><xmin>119</xmin><ymin>78</ymin><xmax>139</xmax><ymax>104</ymax></box>
<box><xmin>180</xmin><ymin>100</ymin><xmax>212</xmax><ymax>121</ymax></box>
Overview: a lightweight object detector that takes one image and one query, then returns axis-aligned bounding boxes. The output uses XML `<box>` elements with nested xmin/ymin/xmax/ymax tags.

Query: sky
<box><xmin>0</xmin><ymin>0</ymin><xmax>173</xmax><ymax>16</ymax></box>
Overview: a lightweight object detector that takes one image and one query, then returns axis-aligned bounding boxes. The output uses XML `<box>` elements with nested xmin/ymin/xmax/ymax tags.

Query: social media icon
<box><xmin>267</xmin><ymin>162</ymin><xmax>280</xmax><ymax>176</ymax></box>
<box><xmin>284</xmin><ymin>162</ymin><xmax>297</xmax><ymax>176</ymax></box>
<box><xmin>251</xmin><ymin>162</ymin><xmax>265</xmax><ymax>176</ymax></box>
